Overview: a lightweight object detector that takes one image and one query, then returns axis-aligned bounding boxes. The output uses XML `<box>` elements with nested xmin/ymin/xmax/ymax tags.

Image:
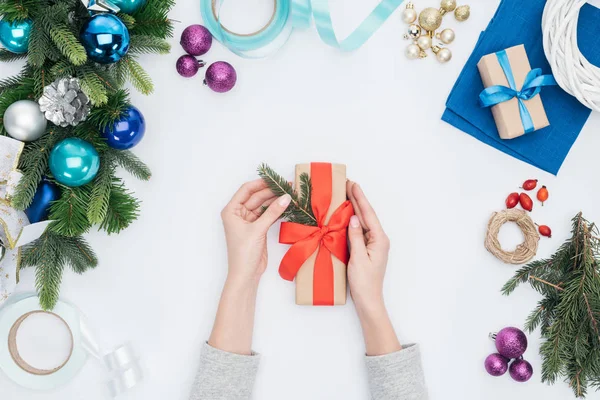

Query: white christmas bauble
<box><xmin>440</xmin><ymin>28</ymin><xmax>455</xmax><ymax>44</ymax></box>
<box><xmin>417</xmin><ymin>36</ymin><xmax>432</xmax><ymax>50</ymax></box>
<box><xmin>4</xmin><ymin>100</ymin><xmax>47</xmax><ymax>142</ymax></box>
<box><xmin>436</xmin><ymin>48</ymin><xmax>452</xmax><ymax>63</ymax></box>
<box><xmin>402</xmin><ymin>8</ymin><xmax>417</xmax><ymax>24</ymax></box>
<box><xmin>406</xmin><ymin>44</ymin><xmax>421</xmax><ymax>59</ymax></box>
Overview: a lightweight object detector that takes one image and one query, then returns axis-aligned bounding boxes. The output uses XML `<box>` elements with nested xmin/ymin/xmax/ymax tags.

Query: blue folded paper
<box><xmin>442</xmin><ymin>0</ymin><xmax>600</xmax><ymax>175</ymax></box>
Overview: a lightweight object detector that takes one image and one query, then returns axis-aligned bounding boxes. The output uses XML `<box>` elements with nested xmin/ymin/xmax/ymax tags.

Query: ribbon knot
<box><xmin>278</xmin><ymin>163</ymin><xmax>354</xmax><ymax>305</ymax></box>
<box><xmin>479</xmin><ymin>49</ymin><xmax>557</xmax><ymax>134</ymax></box>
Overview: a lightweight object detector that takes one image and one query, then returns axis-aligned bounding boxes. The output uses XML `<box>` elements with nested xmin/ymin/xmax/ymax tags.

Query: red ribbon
<box><xmin>278</xmin><ymin>163</ymin><xmax>354</xmax><ymax>305</ymax></box>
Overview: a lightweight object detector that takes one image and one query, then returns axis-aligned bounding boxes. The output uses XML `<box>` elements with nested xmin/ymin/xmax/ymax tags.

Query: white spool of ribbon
<box><xmin>0</xmin><ymin>294</ymin><xmax>142</xmax><ymax>396</ymax></box>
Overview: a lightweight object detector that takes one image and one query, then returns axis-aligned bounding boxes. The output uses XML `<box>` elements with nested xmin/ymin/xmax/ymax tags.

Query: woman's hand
<box><xmin>221</xmin><ymin>179</ymin><xmax>291</xmax><ymax>286</ymax></box>
<box><xmin>346</xmin><ymin>180</ymin><xmax>390</xmax><ymax>311</ymax></box>
<box><xmin>346</xmin><ymin>181</ymin><xmax>401</xmax><ymax>356</ymax></box>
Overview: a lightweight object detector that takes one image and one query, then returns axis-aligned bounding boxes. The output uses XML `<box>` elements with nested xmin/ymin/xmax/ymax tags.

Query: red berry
<box><xmin>521</xmin><ymin>179</ymin><xmax>538</xmax><ymax>191</ymax></box>
<box><xmin>537</xmin><ymin>225</ymin><xmax>552</xmax><ymax>238</ymax></box>
<box><xmin>537</xmin><ymin>186</ymin><xmax>549</xmax><ymax>205</ymax></box>
<box><xmin>519</xmin><ymin>193</ymin><xmax>533</xmax><ymax>212</ymax></box>
<box><xmin>506</xmin><ymin>192</ymin><xmax>519</xmax><ymax>209</ymax></box>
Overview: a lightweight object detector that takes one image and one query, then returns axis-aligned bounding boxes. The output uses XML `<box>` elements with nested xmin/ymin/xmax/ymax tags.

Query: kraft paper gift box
<box><xmin>477</xmin><ymin>44</ymin><xmax>550</xmax><ymax>140</ymax></box>
<box><xmin>278</xmin><ymin>163</ymin><xmax>352</xmax><ymax>306</ymax></box>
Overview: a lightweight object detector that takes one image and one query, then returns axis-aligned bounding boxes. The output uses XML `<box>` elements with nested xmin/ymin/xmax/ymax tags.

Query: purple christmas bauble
<box><xmin>495</xmin><ymin>327</ymin><xmax>528</xmax><ymax>359</ymax></box>
<box><xmin>176</xmin><ymin>55</ymin><xmax>204</xmax><ymax>78</ymax></box>
<box><xmin>180</xmin><ymin>24</ymin><xmax>212</xmax><ymax>56</ymax></box>
<box><xmin>484</xmin><ymin>353</ymin><xmax>509</xmax><ymax>377</ymax></box>
<box><xmin>509</xmin><ymin>359</ymin><xmax>533</xmax><ymax>382</ymax></box>
<box><xmin>204</xmin><ymin>61</ymin><xmax>237</xmax><ymax>93</ymax></box>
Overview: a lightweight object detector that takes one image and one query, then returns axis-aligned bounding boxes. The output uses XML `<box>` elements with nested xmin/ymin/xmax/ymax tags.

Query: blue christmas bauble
<box><xmin>80</xmin><ymin>14</ymin><xmax>129</xmax><ymax>64</ymax></box>
<box><xmin>102</xmin><ymin>106</ymin><xmax>146</xmax><ymax>149</ymax></box>
<box><xmin>25</xmin><ymin>180</ymin><xmax>61</xmax><ymax>223</ymax></box>
<box><xmin>0</xmin><ymin>19</ymin><xmax>32</xmax><ymax>54</ymax></box>
<box><xmin>111</xmin><ymin>0</ymin><xmax>146</xmax><ymax>14</ymax></box>
<box><xmin>49</xmin><ymin>138</ymin><xmax>100</xmax><ymax>187</ymax></box>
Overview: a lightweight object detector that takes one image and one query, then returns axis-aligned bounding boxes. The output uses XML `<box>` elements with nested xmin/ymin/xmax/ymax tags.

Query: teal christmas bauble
<box><xmin>0</xmin><ymin>19</ymin><xmax>32</xmax><ymax>54</ymax></box>
<box><xmin>49</xmin><ymin>138</ymin><xmax>100</xmax><ymax>187</ymax></box>
<box><xmin>112</xmin><ymin>0</ymin><xmax>146</xmax><ymax>14</ymax></box>
<box><xmin>80</xmin><ymin>14</ymin><xmax>129</xmax><ymax>64</ymax></box>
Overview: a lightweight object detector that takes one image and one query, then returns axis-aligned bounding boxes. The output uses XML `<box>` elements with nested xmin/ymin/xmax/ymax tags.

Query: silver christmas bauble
<box><xmin>406</xmin><ymin>24</ymin><xmax>421</xmax><ymax>39</ymax></box>
<box><xmin>4</xmin><ymin>100</ymin><xmax>47</xmax><ymax>142</ymax></box>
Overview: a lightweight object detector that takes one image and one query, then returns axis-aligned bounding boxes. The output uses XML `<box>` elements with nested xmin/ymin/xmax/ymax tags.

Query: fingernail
<box><xmin>278</xmin><ymin>194</ymin><xmax>291</xmax><ymax>207</ymax></box>
<box><xmin>350</xmin><ymin>215</ymin><xmax>360</xmax><ymax>228</ymax></box>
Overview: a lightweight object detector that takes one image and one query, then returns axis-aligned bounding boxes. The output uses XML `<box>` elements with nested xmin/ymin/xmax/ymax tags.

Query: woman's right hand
<box><xmin>346</xmin><ymin>181</ymin><xmax>400</xmax><ymax>356</ymax></box>
<box><xmin>346</xmin><ymin>180</ymin><xmax>390</xmax><ymax>312</ymax></box>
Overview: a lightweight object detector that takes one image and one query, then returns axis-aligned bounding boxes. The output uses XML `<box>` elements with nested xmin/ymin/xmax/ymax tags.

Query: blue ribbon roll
<box><xmin>200</xmin><ymin>0</ymin><xmax>403</xmax><ymax>57</ymax></box>
<box><xmin>479</xmin><ymin>50</ymin><xmax>557</xmax><ymax>134</ymax></box>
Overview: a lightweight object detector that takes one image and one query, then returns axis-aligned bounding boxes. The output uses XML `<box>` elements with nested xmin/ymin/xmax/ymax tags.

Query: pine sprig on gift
<box><xmin>257</xmin><ymin>163</ymin><xmax>317</xmax><ymax>226</ymax></box>
<box><xmin>502</xmin><ymin>213</ymin><xmax>600</xmax><ymax>398</ymax></box>
<box><xmin>0</xmin><ymin>0</ymin><xmax>171</xmax><ymax>310</ymax></box>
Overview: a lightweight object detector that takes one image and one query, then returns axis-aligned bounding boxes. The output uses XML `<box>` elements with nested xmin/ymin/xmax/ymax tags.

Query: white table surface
<box><xmin>3</xmin><ymin>0</ymin><xmax>600</xmax><ymax>399</ymax></box>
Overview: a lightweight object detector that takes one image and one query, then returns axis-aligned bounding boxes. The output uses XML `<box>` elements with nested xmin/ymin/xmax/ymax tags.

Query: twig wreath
<box><xmin>485</xmin><ymin>209</ymin><xmax>540</xmax><ymax>265</ymax></box>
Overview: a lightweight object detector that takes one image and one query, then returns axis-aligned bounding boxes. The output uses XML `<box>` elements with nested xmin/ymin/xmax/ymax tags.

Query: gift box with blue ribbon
<box><xmin>477</xmin><ymin>44</ymin><xmax>556</xmax><ymax>140</ymax></box>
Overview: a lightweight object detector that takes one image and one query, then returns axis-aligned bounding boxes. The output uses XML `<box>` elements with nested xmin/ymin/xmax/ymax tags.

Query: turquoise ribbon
<box><xmin>479</xmin><ymin>50</ymin><xmax>557</xmax><ymax>134</ymax></box>
<box><xmin>200</xmin><ymin>0</ymin><xmax>403</xmax><ymax>57</ymax></box>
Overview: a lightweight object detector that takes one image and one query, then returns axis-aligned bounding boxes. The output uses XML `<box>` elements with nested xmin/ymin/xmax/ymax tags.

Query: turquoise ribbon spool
<box><xmin>200</xmin><ymin>0</ymin><xmax>404</xmax><ymax>57</ymax></box>
<box><xmin>479</xmin><ymin>50</ymin><xmax>557</xmax><ymax>134</ymax></box>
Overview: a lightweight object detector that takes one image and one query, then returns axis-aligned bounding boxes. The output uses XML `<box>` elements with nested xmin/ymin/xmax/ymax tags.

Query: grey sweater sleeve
<box><xmin>189</xmin><ymin>343</ymin><xmax>260</xmax><ymax>400</ymax></box>
<box><xmin>365</xmin><ymin>344</ymin><xmax>428</xmax><ymax>400</ymax></box>
<box><xmin>189</xmin><ymin>343</ymin><xmax>427</xmax><ymax>400</ymax></box>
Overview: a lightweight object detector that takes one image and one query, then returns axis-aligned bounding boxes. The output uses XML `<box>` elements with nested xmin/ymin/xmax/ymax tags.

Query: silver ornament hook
<box><xmin>489</xmin><ymin>332</ymin><xmax>497</xmax><ymax>341</ymax></box>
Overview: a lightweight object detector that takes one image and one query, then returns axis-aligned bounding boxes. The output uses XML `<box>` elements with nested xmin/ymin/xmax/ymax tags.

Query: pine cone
<box><xmin>38</xmin><ymin>77</ymin><xmax>91</xmax><ymax>127</ymax></box>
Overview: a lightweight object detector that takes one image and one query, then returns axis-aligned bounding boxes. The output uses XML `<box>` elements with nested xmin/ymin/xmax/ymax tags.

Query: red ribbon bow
<box><xmin>278</xmin><ymin>163</ymin><xmax>354</xmax><ymax>305</ymax></box>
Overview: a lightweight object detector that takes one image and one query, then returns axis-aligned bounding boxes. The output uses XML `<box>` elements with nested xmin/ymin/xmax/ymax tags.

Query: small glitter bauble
<box><xmin>402</xmin><ymin>8</ymin><xmax>417</xmax><ymax>24</ymax></box>
<box><xmin>495</xmin><ymin>327</ymin><xmax>528</xmax><ymax>359</ymax></box>
<box><xmin>176</xmin><ymin>55</ymin><xmax>205</xmax><ymax>78</ymax></box>
<box><xmin>484</xmin><ymin>354</ymin><xmax>509</xmax><ymax>377</ymax></box>
<box><xmin>419</xmin><ymin>8</ymin><xmax>443</xmax><ymax>32</ymax></box>
<box><xmin>439</xmin><ymin>28</ymin><xmax>455</xmax><ymax>44</ymax></box>
<box><xmin>406</xmin><ymin>24</ymin><xmax>421</xmax><ymax>39</ymax></box>
<box><xmin>509</xmin><ymin>359</ymin><xmax>533</xmax><ymax>382</ymax></box>
<box><xmin>440</xmin><ymin>0</ymin><xmax>457</xmax><ymax>12</ymax></box>
<box><xmin>204</xmin><ymin>61</ymin><xmax>237</xmax><ymax>93</ymax></box>
<box><xmin>417</xmin><ymin>36</ymin><xmax>432</xmax><ymax>50</ymax></box>
<box><xmin>180</xmin><ymin>25</ymin><xmax>213</xmax><ymax>56</ymax></box>
<box><xmin>405</xmin><ymin>44</ymin><xmax>421</xmax><ymax>59</ymax></box>
<box><xmin>455</xmin><ymin>5</ymin><xmax>471</xmax><ymax>21</ymax></box>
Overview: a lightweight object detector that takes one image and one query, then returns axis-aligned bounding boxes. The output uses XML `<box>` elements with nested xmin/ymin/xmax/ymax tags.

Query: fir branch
<box><xmin>129</xmin><ymin>34</ymin><xmax>170</xmax><ymax>54</ymax></box>
<box><xmin>12</xmin><ymin>129</ymin><xmax>66</xmax><ymax>209</ymax></box>
<box><xmin>109</xmin><ymin>149</ymin><xmax>152</xmax><ymax>180</ymax></box>
<box><xmin>87</xmin><ymin>152</ymin><xmax>116</xmax><ymax>224</ymax></box>
<box><xmin>257</xmin><ymin>163</ymin><xmax>317</xmax><ymax>226</ymax></box>
<box><xmin>77</xmin><ymin>65</ymin><xmax>109</xmax><ymax>105</ymax></box>
<box><xmin>121</xmin><ymin>55</ymin><xmax>154</xmax><ymax>95</ymax></box>
<box><xmin>503</xmin><ymin>213</ymin><xmax>600</xmax><ymax>398</ymax></box>
<box><xmin>117</xmin><ymin>12</ymin><xmax>136</xmax><ymax>29</ymax></box>
<box><xmin>48</xmin><ymin>186</ymin><xmax>93</xmax><ymax>237</ymax></box>
<box><xmin>86</xmin><ymin>89</ymin><xmax>129</xmax><ymax>129</ymax></box>
<box><xmin>27</xmin><ymin>20</ymin><xmax>50</xmax><ymax>67</ymax></box>
<box><xmin>49</xmin><ymin>23</ymin><xmax>87</xmax><ymax>66</ymax></box>
<box><xmin>99</xmin><ymin>179</ymin><xmax>141</xmax><ymax>234</ymax></box>
<box><xmin>0</xmin><ymin>49</ymin><xmax>27</xmax><ymax>62</ymax></box>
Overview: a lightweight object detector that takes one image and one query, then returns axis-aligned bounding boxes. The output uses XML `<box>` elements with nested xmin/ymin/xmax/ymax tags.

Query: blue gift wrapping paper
<box><xmin>442</xmin><ymin>0</ymin><xmax>600</xmax><ymax>175</ymax></box>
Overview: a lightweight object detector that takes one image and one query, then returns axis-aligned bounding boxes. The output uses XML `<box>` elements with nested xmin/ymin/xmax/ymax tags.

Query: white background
<box><xmin>2</xmin><ymin>0</ymin><xmax>600</xmax><ymax>399</ymax></box>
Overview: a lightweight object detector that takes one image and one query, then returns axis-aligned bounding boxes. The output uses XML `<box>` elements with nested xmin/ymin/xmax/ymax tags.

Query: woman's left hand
<box><xmin>221</xmin><ymin>179</ymin><xmax>291</xmax><ymax>286</ymax></box>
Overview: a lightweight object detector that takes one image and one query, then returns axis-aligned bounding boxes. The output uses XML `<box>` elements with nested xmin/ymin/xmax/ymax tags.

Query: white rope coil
<box><xmin>542</xmin><ymin>0</ymin><xmax>600</xmax><ymax>112</ymax></box>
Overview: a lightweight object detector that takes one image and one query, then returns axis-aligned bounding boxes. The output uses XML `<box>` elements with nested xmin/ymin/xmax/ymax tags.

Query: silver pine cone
<box><xmin>38</xmin><ymin>77</ymin><xmax>91</xmax><ymax>127</ymax></box>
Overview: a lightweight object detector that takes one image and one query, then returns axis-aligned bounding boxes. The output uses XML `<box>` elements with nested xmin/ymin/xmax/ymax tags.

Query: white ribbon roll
<box><xmin>0</xmin><ymin>294</ymin><xmax>143</xmax><ymax>396</ymax></box>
